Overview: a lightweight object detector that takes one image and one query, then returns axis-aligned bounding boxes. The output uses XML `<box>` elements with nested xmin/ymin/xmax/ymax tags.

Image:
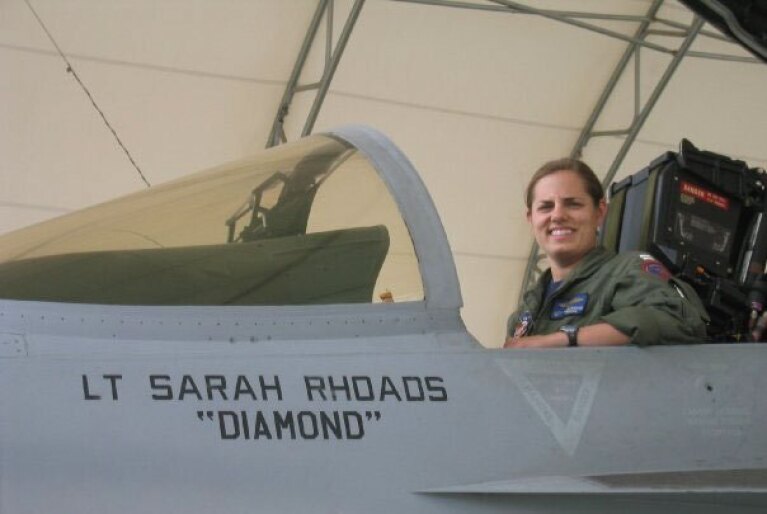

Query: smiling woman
<box><xmin>505</xmin><ymin>158</ymin><xmax>709</xmax><ymax>349</ymax></box>
<box><xmin>525</xmin><ymin>159</ymin><xmax>607</xmax><ymax>282</ymax></box>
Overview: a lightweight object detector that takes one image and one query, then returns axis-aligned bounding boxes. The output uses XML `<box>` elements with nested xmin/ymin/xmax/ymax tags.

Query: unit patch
<box><xmin>638</xmin><ymin>253</ymin><xmax>672</xmax><ymax>281</ymax></box>
<box><xmin>550</xmin><ymin>293</ymin><xmax>589</xmax><ymax>320</ymax></box>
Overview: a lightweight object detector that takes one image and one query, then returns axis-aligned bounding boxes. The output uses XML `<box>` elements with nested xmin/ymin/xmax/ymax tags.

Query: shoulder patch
<box><xmin>638</xmin><ymin>255</ymin><xmax>672</xmax><ymax>281</ymax></box>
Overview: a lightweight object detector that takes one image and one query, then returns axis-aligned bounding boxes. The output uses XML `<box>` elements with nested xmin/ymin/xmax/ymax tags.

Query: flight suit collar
<box><xmin>522</xmin><ymin>246</ymin><xmax>614</xmax><ymax>313</ymax></box>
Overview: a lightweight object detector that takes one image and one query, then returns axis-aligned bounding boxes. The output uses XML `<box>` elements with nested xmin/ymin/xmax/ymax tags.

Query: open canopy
<box><xmin>0</xmin><ymin>127</ymin><xmax>463</xmax><ymax>310</ymax></box>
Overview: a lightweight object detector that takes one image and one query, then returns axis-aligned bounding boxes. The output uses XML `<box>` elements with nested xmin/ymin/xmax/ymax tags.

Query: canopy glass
<box><xmin>0</xmin><ymin>135</ymin><xmax>424</xmax><ymax>305</ymax></box>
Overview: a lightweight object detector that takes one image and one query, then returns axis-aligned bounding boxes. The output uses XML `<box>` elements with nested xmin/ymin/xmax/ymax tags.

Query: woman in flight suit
<box><xmin>505</xmin><ymin>158</ymin><xmax>708</xmax><ymax>348</ymax></box>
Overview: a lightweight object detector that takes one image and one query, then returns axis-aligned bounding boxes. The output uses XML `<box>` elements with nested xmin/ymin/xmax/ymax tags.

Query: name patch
<box><xmin>550</xmin><ymin>293</ymin><xmax>589</xmax><ymax>320</ymax></box>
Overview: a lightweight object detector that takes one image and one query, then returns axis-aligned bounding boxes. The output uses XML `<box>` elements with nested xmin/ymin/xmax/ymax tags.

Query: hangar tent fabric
<box><xmin>2</xmin><ymin>0</ymin><xmax>766</xmax><ymax>346</ymax></box>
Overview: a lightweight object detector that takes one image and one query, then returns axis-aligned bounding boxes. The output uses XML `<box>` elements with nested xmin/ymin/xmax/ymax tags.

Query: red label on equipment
<box><xmin>680</xmin><ymin>181</ymin><xmax>730</xmax><ymax>211</ymax></box>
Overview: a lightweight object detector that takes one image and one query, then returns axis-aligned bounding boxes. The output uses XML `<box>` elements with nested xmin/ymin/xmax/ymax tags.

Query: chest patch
<box><xmin>513</xmin><ymin>311</ymin><xmax>534</xmax><ymax>338</ymax></box>
<box><xmin>550</xmin><ymin>293</ymin><xmax>589</xmax><ymax>320</ymax></box>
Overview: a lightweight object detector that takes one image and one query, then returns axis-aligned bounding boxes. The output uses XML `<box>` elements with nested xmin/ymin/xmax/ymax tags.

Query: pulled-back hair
<box><xmin>525</xmin><ymin>158</ymin><xmax>604</xmax><ymax>210</ymax></box>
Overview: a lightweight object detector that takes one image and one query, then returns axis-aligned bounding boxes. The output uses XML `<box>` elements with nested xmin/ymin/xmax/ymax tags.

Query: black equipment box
<box><xmin>601</xmin><ymin>140</ymin><xmax>766</xmax><ymax>339</ymax></box>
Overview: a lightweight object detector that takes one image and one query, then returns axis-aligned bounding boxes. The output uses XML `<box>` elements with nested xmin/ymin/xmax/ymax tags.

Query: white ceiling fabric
<box><xmin>1</xmin><ymin>0</ymin><xmax>765</xmax><ymax>346</ymax></box>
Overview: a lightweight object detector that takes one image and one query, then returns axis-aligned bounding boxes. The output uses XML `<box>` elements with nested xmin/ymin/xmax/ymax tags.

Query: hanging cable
<box><xmin>23</xmin><ymin>0</ymin><xmax>151</xmax><ymax>187</ymax></box>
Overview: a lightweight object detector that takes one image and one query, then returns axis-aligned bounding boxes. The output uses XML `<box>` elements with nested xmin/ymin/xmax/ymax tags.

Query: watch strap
<box><xmin>560</xmin><ymin>325</ymin><xmax>578</xmax><ymax>347</ymax></box>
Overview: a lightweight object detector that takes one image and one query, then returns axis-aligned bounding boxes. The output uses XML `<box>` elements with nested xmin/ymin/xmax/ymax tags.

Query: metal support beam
<box><xmin>686</xmin><ymin>50</ymin><xmax>760</xmax><ymax>64</ymax></box>
<box><xmin>654</xmin><ymin>16</ymin><xmax>730</xmax><ymax>43</ymax></box>
<box><xmin>395</xmin><ymin>0</ymin><xmax>754</xmax><ymax>62</ymax></box>
<box><xmin>570</xmin><ymin>0</ymin><xmax>665</xmax><ymax>160</ymax></box>
<box><xmin>266</xmin><ymin>0</ymin><xmax>365</xmax><ymax>148</ymax></box>
<box><xmin>266</xmin><ymin>0</ymin><xmax>328</xmax><ymax>148</ymax></box>
<box><xmin>601</xmin><ymin>16</ymin><xmax>704</xmax><ymax>187</ymax></box>
<box><xmin>487</xmin><ymin>0</ymin><xmax>674</xmax><ymax>54</ymax></box>
<box><xmin>391</xmin><ymin>0</ymin><xmax>650</xmax><ymax>22</ymax></box>
<box><xmin>517</xmin><ymin>9</ymin><xmax>707</xmax><ymax>303</ymax></box>
<box><xmin>302</xmin><ymin>0</ymin><xmax>366</xmax><ymax>137</ymax></box>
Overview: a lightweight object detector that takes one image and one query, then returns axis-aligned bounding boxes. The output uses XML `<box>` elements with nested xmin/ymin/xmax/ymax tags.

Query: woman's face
<box><xmin>527</xmin><ymin>169</ymin><xmax>607</xmax><ymax>270</ymax></box>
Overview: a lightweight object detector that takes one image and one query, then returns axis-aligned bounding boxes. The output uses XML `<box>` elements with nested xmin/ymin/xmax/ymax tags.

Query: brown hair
<box><xmin>525</xmin><ymin>158</ymin><xmax>604</xmax><ymax>210</ymax></box>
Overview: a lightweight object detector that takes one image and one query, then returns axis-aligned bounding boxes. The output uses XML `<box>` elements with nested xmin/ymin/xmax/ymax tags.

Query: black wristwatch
<box><xmin>559</xmin><ymin>325</ymin><xmax>579</xmax><ymax>347</ymax></box>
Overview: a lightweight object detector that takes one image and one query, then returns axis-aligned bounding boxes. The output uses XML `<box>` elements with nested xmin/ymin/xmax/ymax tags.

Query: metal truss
<box><xmin>270</xmin><ymin>0</ymin><xmax>755</xmax><ymax>151</ymax></box>
<box><xmin>396</xmin><ymin>0</ymin><xmax>757</xmax><ymax>63</ymax></box>
<box><xmin>266</xmin><ymin>0</ymin><xmax>366</xmax><ymax>148</ymax></box>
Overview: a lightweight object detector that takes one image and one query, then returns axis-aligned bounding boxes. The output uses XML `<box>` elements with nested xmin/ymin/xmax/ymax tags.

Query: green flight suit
<box><xmin>507</xmin><ymin>247</ymin><xmax>709</xmax><ymax>346</ymax></box>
